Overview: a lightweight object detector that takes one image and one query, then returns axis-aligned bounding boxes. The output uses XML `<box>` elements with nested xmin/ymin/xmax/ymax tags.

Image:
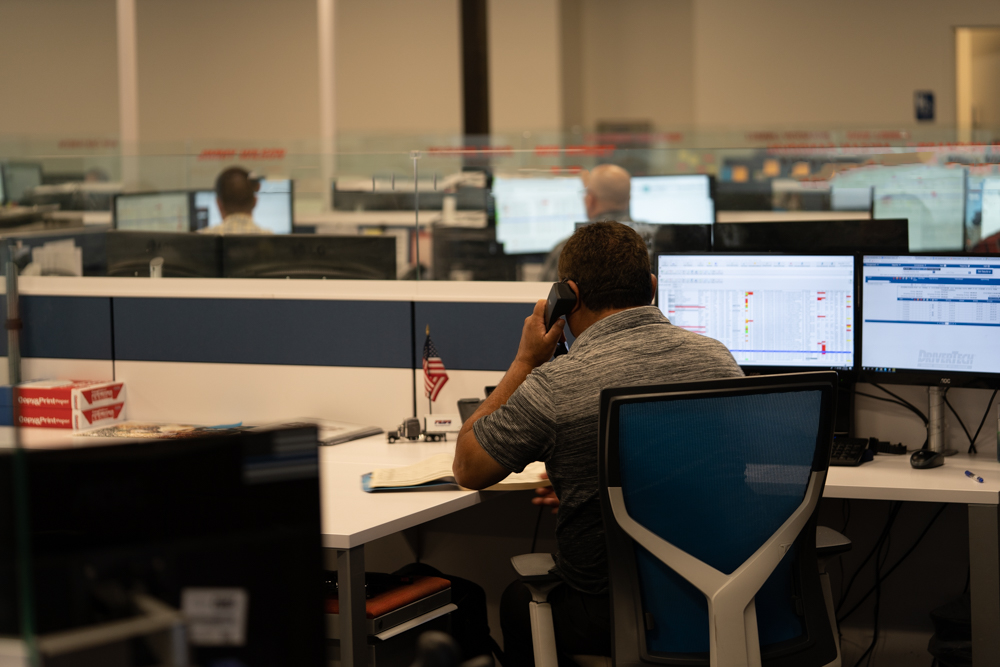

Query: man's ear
<box><xmin>566</xmin><ymin>280</ymin><xmax>583</xmax><ymax>314</ymax></box>
<box><xmin>650</xmin><ymin>273</ymin><xmax>658</xmax><ymax>304</ymax></box>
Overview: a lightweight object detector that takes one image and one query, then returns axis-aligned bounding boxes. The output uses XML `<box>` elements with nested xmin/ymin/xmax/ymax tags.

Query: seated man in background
<box><xmin>199</xmin><ymin>166</ymin><xmax>270</xmax><ymax>235</ymax></box>
<box><xmin>453</xmin><ymin>222</ymin><xmax>743</xmax><ymax>664</ymax></box>
<box><xmin>541</xmin><ymin>164</ymin><xmax>654</xmax><ymax>281</ymax></box>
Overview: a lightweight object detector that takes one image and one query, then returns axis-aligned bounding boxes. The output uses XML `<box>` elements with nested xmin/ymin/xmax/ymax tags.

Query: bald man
<box><xmin>583</xmin><ymin>164</ymin><xmax>632</xmax><ymax>222</ymax></box>
<box><xmin>541</xmin><ymin>164</ymin><xmax>638</xmax><ymax>281</ymax></box>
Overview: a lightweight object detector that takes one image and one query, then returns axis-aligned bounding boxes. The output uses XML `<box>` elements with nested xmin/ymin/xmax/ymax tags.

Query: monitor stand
<box><xmin>927</xmin><ymin>386</ymin><xmax>958</xmax><ymax>456</ymax></box>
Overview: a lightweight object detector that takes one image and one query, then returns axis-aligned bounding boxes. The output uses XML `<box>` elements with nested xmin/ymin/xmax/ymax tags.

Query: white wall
<box><xmin>0</xmin><ymin>0</ymin><xmax>119</xmax><ymax>140</ymax></box>
<box><xmin>692</xmin><ymin>0</ymin><xmax>1000</xmax><ymax>128</ymax></box>
<box><xmin>574</xmin><ymin>0</ymin><xmax>695</xmax><ymax>131</ymax></box>
<box><xmin>489</xmin><ymin>0</ymin><xmax>563</xmax><ymax>134</ymax></box>
<box><xmin>10</xmin><ymin>0</ymin><xmax>1000</xmax><ymax>144</ymax></box>
<box><xmin>135</xmin><ymin>0</ymin><xmax>320</xmax><ymax>144</ymax></box>
<box><xmin>335</xmin><ymin>0</ymin><xmax>462</xmax><ymax>136</ymax></box>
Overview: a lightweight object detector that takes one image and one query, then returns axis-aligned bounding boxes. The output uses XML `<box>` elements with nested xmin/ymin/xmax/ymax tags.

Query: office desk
<box><xmin>826</xmin><ymin>452</ymin><xmax>1000</xmax><ymax>666</ymax></box>
<box><xmin>320</xmin><ymin>434</ymin><xmax>480</xmax><ymax>667</ymax></box>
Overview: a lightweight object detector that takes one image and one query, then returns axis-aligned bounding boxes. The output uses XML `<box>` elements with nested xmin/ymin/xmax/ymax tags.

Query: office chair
<box><xmin>513</xmin><ymin>372</ymin><xmax>846</xmax><ymax>667</ymax></box>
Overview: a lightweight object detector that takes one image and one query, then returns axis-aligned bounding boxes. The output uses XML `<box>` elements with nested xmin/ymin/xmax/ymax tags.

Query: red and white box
<box><xmin>14</xmin><ymin>380</ymin><xmax>127</xmax><ymax>430</ymax></box>
<box><xmin>16</xmin><ymin>402</ymin><xmax>127</xmax><ymax>430</ymax></box>
<box><xmin>16</xmin><ymin>380</ymin><xmax>126</xmax><ymax>411</ymax></box>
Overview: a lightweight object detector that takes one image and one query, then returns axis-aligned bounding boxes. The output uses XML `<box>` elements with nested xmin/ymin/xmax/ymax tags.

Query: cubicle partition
<box><xmin>0</xmin><ymin>278</ymin><xmax>542</xmax><ymax>431</ymax></box>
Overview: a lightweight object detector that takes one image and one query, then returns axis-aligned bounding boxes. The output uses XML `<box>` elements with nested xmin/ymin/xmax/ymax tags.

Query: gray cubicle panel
<box><xmin>112</xmin><ymin>298</ymin><xmax>411</xmax><ymax>368</ymax></box>
<box><xmin>0</xmin><ymin>296</ymin><xmax>113</xmax><ymax>361</ymax></box>
<box><xmin>412</xmin><ymin>302</ymin><xmax>534</xmax><ymax>372</ymax></box>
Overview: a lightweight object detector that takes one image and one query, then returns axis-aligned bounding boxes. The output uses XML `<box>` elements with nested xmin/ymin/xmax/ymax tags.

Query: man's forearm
<box><xmin>457</xmin><ymin>359</ymin><xmax>535</xmax><ymax>441</ymax></box>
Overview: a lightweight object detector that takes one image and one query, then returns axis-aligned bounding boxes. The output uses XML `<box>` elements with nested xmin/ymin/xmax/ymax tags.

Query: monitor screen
<box><xmin>965</xmin><ymin>174</ymin><xmax>1000</xmax><ymax>250</ymax></box>
<box><xmin>492</xmin><ymin>177</ymin><xmax>586</xmax><ymax>254</ymax></box>
<box><xmin>114</xmin><ymin>192</ymin><xmax>191</xmax><ymax>232</ymax></box>
<box><xmin>192</xmin><ymin>179</ymin><xmax>293</xmax><ymax>234</ymax></box>
<box><xmin>630</xmin><ymin>175</ymin><xmax>714</xmax><ymax>224</ymax></box>
<box><xmin>3</xmin><ymin>163</ymin><xmax>43</xmax><ymax>203</ymax></box>
<box><xmin>832</xmin><ymin>164</ymin><xmax>964</xmax><ymax>252</ymax></box>
<box><xmin>657</xmin><ymin>254</ymin><xmax>855</xmax><ymax>370</ymax></box>
<box><xmin>861</xmin><ymin>255</ymin><xmax>1000</xmax><ymax>382</ymax></box>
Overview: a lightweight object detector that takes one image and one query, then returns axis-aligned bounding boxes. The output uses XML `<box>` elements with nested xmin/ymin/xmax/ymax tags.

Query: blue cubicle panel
<box><xmin>0</xmin><ymin>296</ymin><xmax>113</xmax><ymax>360</ymax></box>
<box><xmin>413</xmin><ymin>302</ymin><xmax>534</xmax><ymax>372</ymax></box>
<box><xmin>113</xmin><ymin>298</ymin><xmax>412</xmax><ymax>368</ymax></box>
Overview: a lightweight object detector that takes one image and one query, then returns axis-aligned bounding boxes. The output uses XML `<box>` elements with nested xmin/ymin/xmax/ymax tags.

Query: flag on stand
<box><xmin>423</xmin><ymin>331</ymin><xmax>449</xmax><ymax>401</ymax></box>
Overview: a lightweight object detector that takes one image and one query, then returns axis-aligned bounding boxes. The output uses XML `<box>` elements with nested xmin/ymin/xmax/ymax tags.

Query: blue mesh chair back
<box><xmin>599</xmin><ymin>372</ymin><xmax>838</xmax><ymax>667</ymax></box>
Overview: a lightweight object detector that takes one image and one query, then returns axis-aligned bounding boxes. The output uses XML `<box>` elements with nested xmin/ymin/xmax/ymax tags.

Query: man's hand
<box><xmin>531</xmin><ymin>473</ymin><xmax>559</xmax><ymax>514</ymax></box>
<box><xmin>515</xmin><ymin>299</ymin><xmax>566</xmax><ymax>369</ymax></box>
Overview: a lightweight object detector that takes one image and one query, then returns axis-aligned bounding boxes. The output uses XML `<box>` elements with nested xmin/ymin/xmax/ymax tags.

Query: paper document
<box><xmin>369</xmin><ymin>452</ymin><xmax>456</xmax><ymax>489</ymax></box>
<box><xmin>365</xmin><ymin>454</ymin><xmax>551</xmax><ymax>492</ymax></box>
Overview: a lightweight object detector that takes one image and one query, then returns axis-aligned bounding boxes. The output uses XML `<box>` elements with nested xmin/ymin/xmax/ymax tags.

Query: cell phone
<box><xmin>544</xmin><ymin>281</ymin><xmax>577</xmax><ymax>332</ymax></box>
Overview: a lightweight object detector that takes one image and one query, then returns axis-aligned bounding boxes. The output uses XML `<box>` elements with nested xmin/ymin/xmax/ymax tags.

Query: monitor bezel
<box><xmin>858</xmin><ymin>251</ymin><xmax>1000</xmax><ymax>390</ymax></box>
<box><xmin>655</xmin><ymin>251</ymin><xmax>859</xmax><ymax>376</ymax></box>
<box><xmin>112</xmin><ymin>190</ymin><xmax>195</xmax><ymax>232</ymax></box>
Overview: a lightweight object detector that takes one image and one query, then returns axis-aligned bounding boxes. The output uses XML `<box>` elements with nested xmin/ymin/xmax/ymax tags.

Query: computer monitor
<box><xmin>860</xmin><ymin>254</ymin><xmax>1000</xmax><ymax>389</ymax></box>
<box><xmin>965</xmin><ymin>173</ymin><xmax>1000</xmax><ymax>251</ymax></box>
<box><xmin>657</xmin><ymin>253</ymin><xmax>856</xmax><ymax>372</ymax></box>
<box><xmin>712</xmin><ymin>218</ymin><xmax>909</xmax><ymax>255</ymax></box>
<box><xmin>492</xmin><ymin>176</ymin><xmax>586</xmax><ymax>254</ymax></box>
<box><xmin>222</xmin><ymin>234</ymin><xmax>397</xmax><ymax>279</ymax></box>
<box><xmin>630</xmin><ymin>175</ymin><xmax>715</xmax><ymax>224</ymax></box>
<box><xmin>650</xmin><ymin>224</ymin><xmax>713</xmax><ymax>253</ymax></box>
<box><xmin>192</xmin><ymin>179</ymin><xmax>294</xmax><ymax>234</ymax></box>
<box><xmin>0</xmin><ymin>427</ymin><xmax>326</xmax><ymax>665</ymax></box>
<box><xmin>113</xmin><ymin>191</ymin><xmax>192</xmax><ymax>232</ymax></box>
<box><xmin>106</xmin><ymin>231</ymin><xmax>223</xmax><ymax>277</ymax></box>
<box><xmin>832</xmin><ymin>164</ymin><xmax>965</xmax><ymax>251</ymax></box>
<box><xmin>1</xmin><ymin>162</ymin><xmax>43</xmax><ymax>204</ymax></box>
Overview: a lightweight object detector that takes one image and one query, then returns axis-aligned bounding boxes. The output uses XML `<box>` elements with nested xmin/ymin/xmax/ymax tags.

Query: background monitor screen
<box><xmin>832</xmin><ymin>164</ymin><xmax>964</xmax><ymax>252</ymax></box>
<box><xmin>492</xmin><ymin>177</ymin><xmax>586</xmax><ymax>254</ymax></box>
<box><xmin>861</xmin><ymin>255</ymin><xmax>1000</xmax><ymax>379</ymax></box>
<box><xmin>657</xmin><ymin>254</ymin><xmax>855</xmax><ymax>369</ymax></box>
<box><xmin>630</xmin><ymin>175</ymin><xmax>714</xmax><ymax>224</ymax></box>
<box><xmin>114</xmin><ymin>192</ymin><xmax>191</xmax><ymax>232</ymax></box>
<box><xmin>2</xmin><ymin>163</ymin><xmax>43</xmax><ymax>203</ymax></box>
<box><xmin>192</xmin><ymin>178</ymin><xmax>293</xmax><ymax>234</ymax></box>
<box><xmin>965</xmin><ymin>174</ymin><xmax>1000</xmax><ymax>250</ymax></box>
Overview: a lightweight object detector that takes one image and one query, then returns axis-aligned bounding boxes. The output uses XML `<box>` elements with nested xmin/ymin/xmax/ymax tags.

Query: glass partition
<box><xmin>2</xmin><ymin>128</ymin><xmax>1000</xmax><ymax>282</ymax></box>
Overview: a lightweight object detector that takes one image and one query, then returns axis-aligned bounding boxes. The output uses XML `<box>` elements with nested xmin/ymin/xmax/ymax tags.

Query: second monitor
<box><xmin>657</xmin><ymin>253</ymin><xmax>856</xmax><ymax>371</ymax></box>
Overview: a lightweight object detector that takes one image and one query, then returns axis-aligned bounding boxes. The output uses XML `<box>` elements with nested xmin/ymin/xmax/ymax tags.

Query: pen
<box><xmin>965</xmin><ymin>470</ymin><xmax>984</xmax><ymax>483</ymax></box>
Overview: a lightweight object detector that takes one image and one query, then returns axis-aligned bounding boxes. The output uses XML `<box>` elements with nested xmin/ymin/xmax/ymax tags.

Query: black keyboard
<box><xmin>830</xmin><ymin>437</ymin><xmax>868</xmax><ymax>466</ymax></box>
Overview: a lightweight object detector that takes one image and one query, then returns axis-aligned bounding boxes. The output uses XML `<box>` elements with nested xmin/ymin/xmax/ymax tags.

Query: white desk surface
<box><xmin>319</xmin><ymin>434</ymin><xmax>479</xmax><ymax>550</ymax></box>
<box><xmin>10</xmin><ymin>427</ymin><xmax>1000</xmax><ymax>547</ymax></box>
<box><xmin>826</xmin><ymin>450</ymin><xmax>1000</xmax><ymax>505</ymax></box>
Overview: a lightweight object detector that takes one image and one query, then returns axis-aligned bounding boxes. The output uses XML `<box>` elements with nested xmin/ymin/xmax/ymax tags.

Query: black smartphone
<box><xmin>544</xmin><ymin>281</ymin><xmax>577</xmax><ymax>332</ymax></box>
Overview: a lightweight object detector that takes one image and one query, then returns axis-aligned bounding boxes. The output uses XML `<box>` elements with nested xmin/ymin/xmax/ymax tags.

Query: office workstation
<box><xmin>5</xmin><ymin>4</ymin><xmax>1000</xmax><ymax>656</ymax></box>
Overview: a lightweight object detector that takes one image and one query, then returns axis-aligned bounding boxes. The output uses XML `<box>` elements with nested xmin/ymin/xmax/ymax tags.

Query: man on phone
<box><xmin>453</xmin><ymin>222</ymin><xmax>743</xmax><ymax>664</ymax></box>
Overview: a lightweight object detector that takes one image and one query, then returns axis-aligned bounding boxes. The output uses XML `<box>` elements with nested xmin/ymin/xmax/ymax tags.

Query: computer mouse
<box><xmin>910</xmin><ymin>449</ymin><xmax>945</xmax><ymax>469</ymax></box>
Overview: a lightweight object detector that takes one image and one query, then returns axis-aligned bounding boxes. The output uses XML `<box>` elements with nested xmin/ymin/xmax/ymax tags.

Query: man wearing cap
<box><xmin>199</xmin><ymin>166</ymin><xmax>271</xmax><ymax>235</ymax></box>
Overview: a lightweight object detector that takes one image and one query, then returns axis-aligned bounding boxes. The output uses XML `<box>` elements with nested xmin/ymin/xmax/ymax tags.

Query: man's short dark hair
<box><xmin>557</xmin><ymin>221</ymin><xmax>653</xmax><ymax>311</ymax></box>
<box><xmin>215</xmin><ymin>167</ymin><xmax>258</xmax><ymax>213</ymax></box>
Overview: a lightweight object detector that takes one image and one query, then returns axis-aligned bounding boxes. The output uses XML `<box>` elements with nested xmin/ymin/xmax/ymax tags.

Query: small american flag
<box><xmin>423</xmin><ymin>332</ymin><xmax>449</xmax><ymax>401</ymax></box>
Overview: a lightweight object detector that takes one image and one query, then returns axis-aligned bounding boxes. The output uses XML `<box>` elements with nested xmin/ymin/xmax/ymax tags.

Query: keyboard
<box><xmin>830</xmin><ymin>437</ymin><xmax>868</xmax><ymax>467</ymax></box>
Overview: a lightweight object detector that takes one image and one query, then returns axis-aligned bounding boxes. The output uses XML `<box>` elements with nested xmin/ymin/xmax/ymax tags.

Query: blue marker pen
<box><xmin>965</xmin><ymin>470</ymin><xmax>984</xmax><ymax>483</ymax></box>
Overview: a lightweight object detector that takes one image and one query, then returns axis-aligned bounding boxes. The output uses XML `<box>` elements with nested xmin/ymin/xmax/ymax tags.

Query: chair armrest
<box><xmin>816</xmin><ymin>525</ymin><xmax>852</xmax><ymax>558</ymax></box>
<box><xmin>511</xmin><ymin>553</ymin><xmax>558</xmax><ymax>582</ymax></box>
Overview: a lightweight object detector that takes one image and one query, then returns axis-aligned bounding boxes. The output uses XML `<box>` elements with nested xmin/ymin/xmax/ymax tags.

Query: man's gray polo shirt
<box><xmin>473</xmin><ymin>305</ymin><xmax>744</xmax><ymax>595</ymax></box>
